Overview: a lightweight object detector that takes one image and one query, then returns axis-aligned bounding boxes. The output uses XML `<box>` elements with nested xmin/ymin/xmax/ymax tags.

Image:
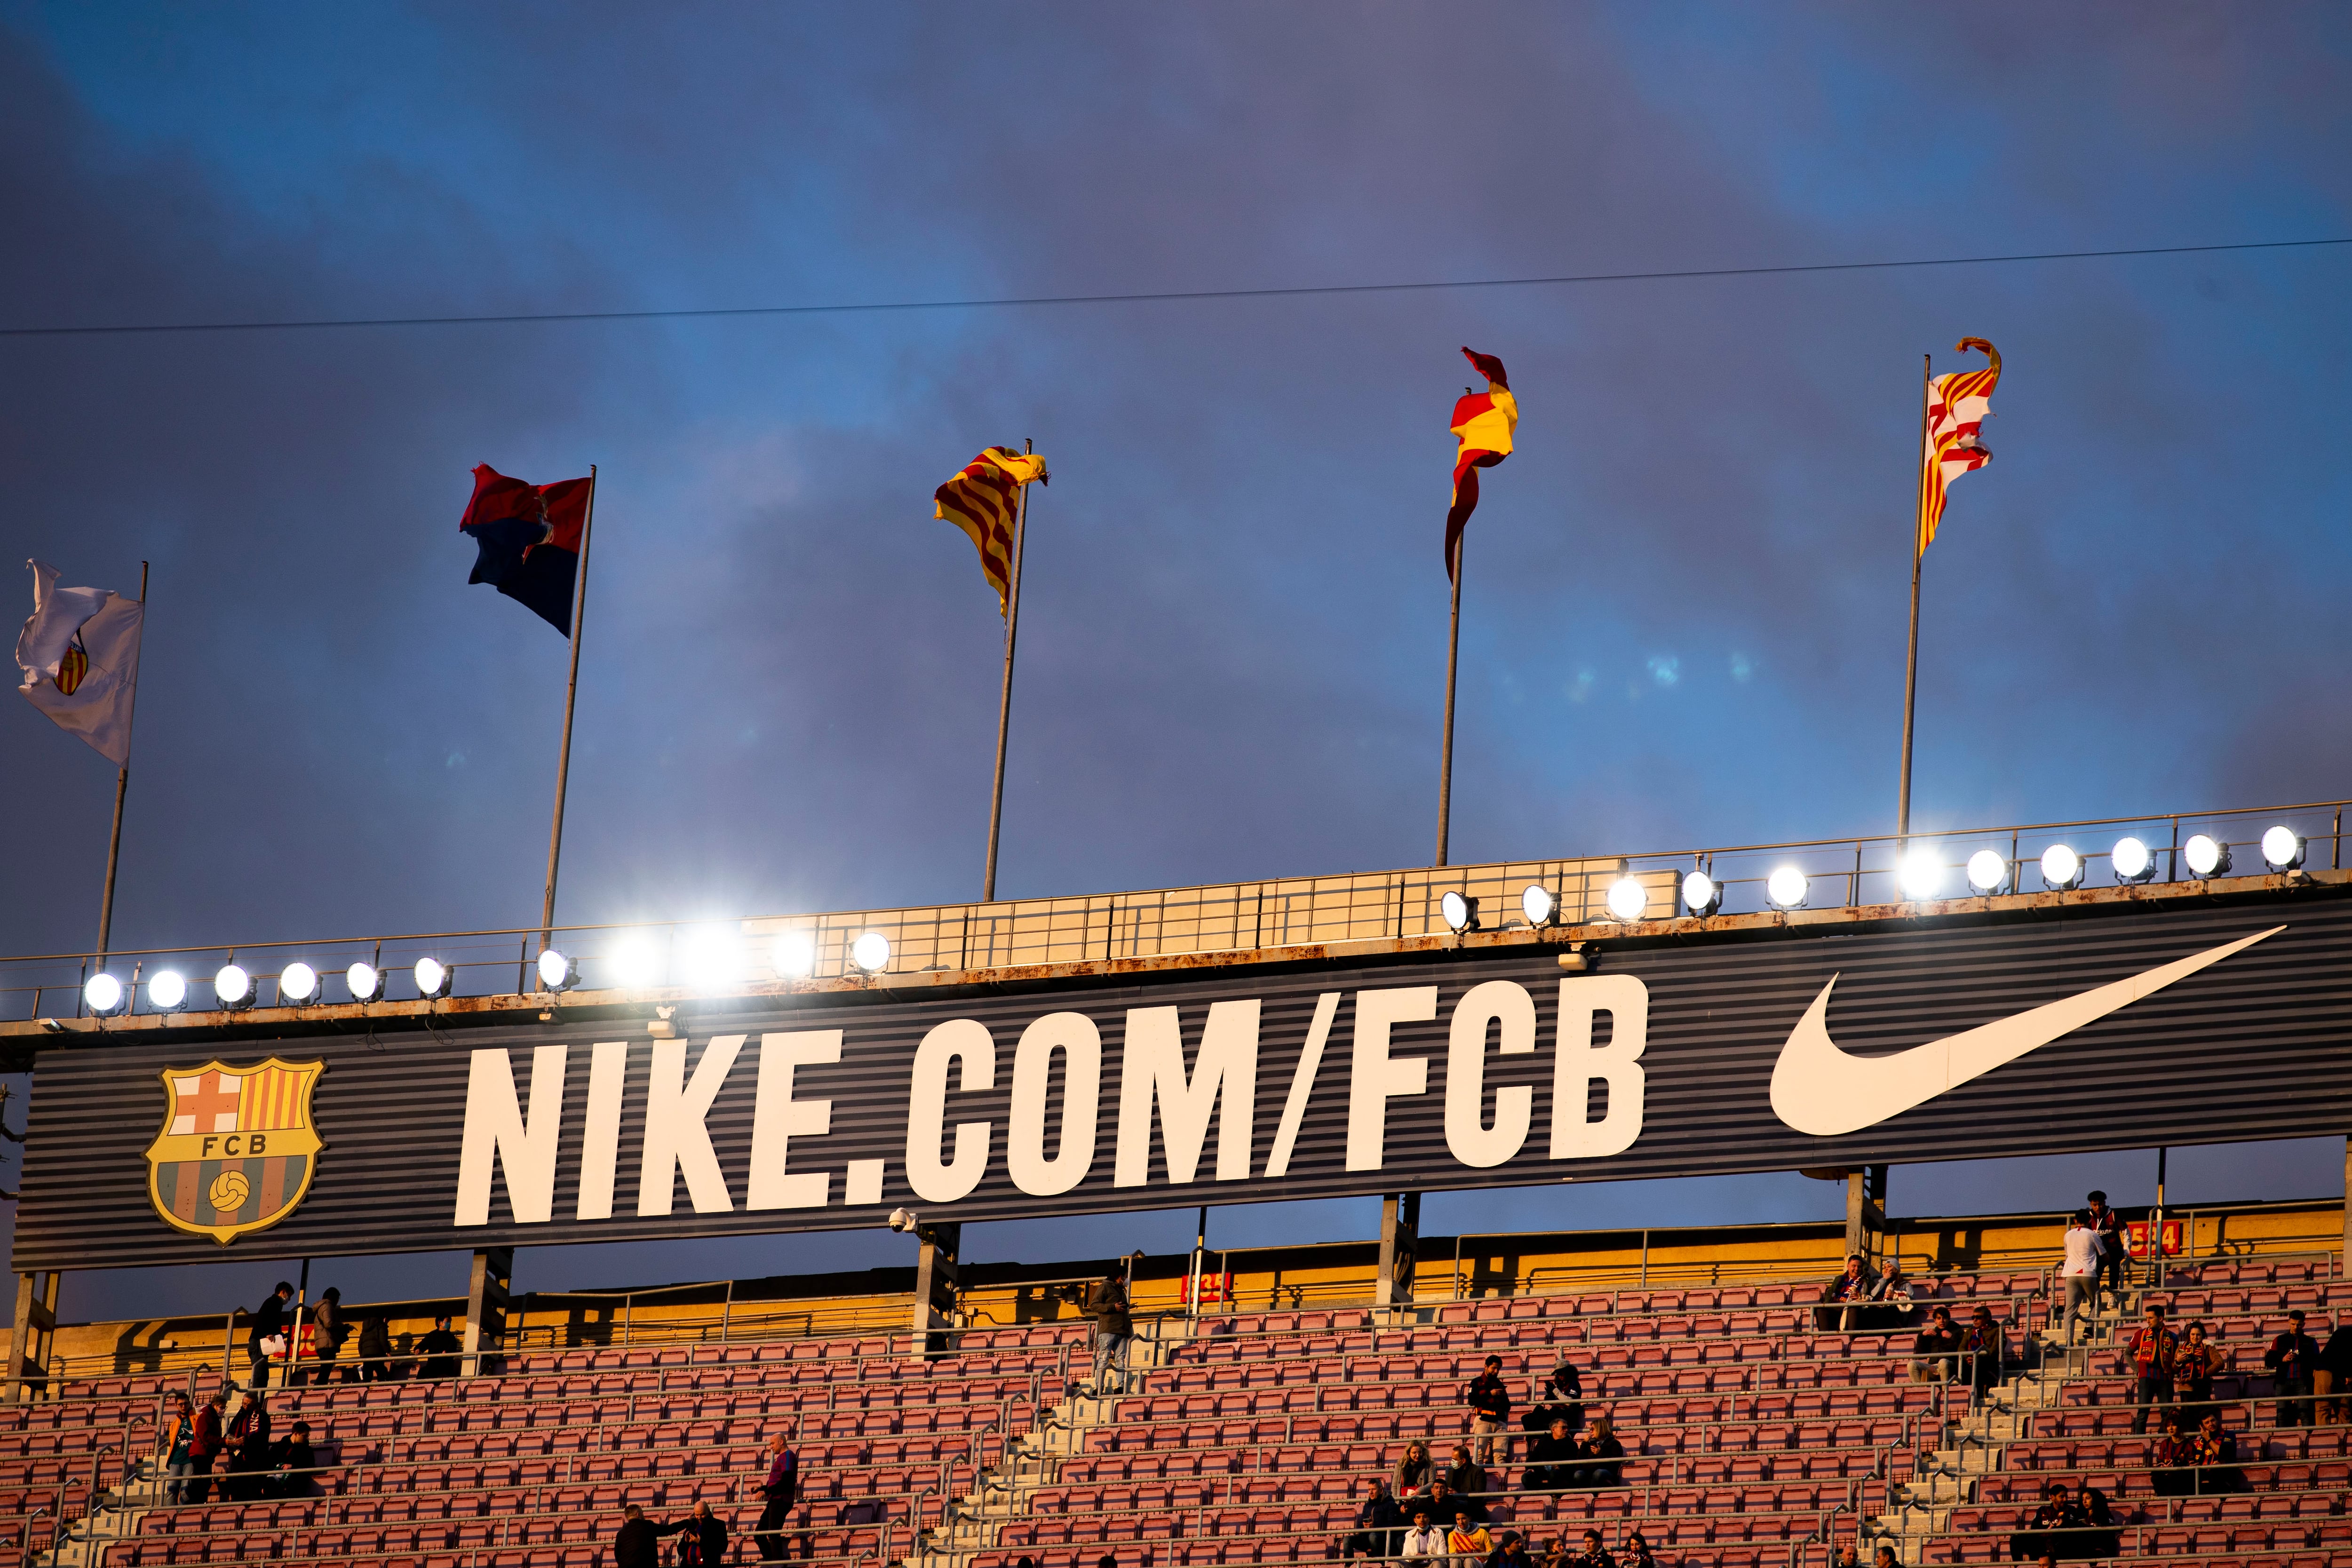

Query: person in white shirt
<box><xmin>1400</xmin><ymin>1507</ymin><xmax>1448</xmax><ymax>1560</ymax></box>
<box><xmin>2056</xmin><ymin>1213</ymin><xmax>2104</xmax><ymax>1344</ymax></box>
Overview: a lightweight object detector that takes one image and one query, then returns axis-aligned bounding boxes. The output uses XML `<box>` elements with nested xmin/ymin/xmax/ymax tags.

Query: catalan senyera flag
<box><xmin>1446</xmin><ymin>348</ymin><xmax>1518</xmax><ymax>582</ymax></box>
<box><xmin>1918</xmin><ymin>338</ymin><xmax>2001</xmax><ymax>557</ymax></box>
<box><xmin>934</xmin><ymin>446</ymin><xmax>1049</xmax><ymax>615</ymax></box>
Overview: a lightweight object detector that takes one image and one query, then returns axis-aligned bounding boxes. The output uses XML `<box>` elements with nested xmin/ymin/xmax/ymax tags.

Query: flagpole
<box><xmin>1896</xmin><ymin>355</ymin><xmax>1930</xmax><ymax>843</ymax></box>
<box><xmin>94</xmin><ymin>559</ymin><xmax>148</xmax><ymax>964</ymax></box>
<box><xmin>1435</xmin><ymin>540</ymin><xmax>1462</xmax><ymax>868</ymax></box>
<box><xmin>540</xmin><ymin>466</ymin><xmax>596</xmax><ymax>953</ymax></box>
<box><xmin>982</xmin><ymin>440</ymin><xmax>1032</xmax><ymax>904</ymax></box>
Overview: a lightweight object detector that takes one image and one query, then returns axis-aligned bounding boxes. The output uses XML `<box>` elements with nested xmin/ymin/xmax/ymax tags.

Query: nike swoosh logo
<box><xmin>1770</xmin><ymin>925</ymin><xmax>2284</xmax><ymax>1136</ymax></box>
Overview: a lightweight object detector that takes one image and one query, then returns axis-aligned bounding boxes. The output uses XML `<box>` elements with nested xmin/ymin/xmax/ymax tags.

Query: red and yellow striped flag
<box><xmin>1446</xmin><ymin>348</ymin><xmax>1518</xmax><ymax>582</ymax></box>
<box><xmin>934</xmin><ymin>447</ymin><xmax>1049</xmax><ymax>615</ymax></box>
<box><xmin>1918</xmin><ymin>338</ymin><xmax>2000</xmax><ymax>556</ymax></box>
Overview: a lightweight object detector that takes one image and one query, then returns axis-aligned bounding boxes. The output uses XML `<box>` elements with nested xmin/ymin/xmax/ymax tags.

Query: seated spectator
<box><xmin>1400</xmin><ymin>1506</ymin><xmax>1447</xmax><ymax>1560</ymax></box>
<box><xmin>356</xmin><ymin>1316</ymin><xmax>393</xmax><ymax>1380</ymax></box>
<box><xmin>1570</xmin><ymin>1415</ymin><xmax>1625</xmax><ymax>1488</ymax></box>
<box><xmin>1523</xmin><ymin>1417</ymin><xmax>1579</xmax><ymax>1491</ymax></box>
<box><xmin>266</xmin><ymin>1419</ymin><xmax>316</xmax><ymax>1498</ymax></box>
<box><xmin>1394</xmin><ymin>1440</ymin><xmax>1434</xmax><ymax>1498</ymax></box>
<box><xmin>222</xmin><ymin>1390</ymin><xmax>271</xmax><ymax>1501</ymax></box>
<box><xmin>1485</xmin><ymin>1530</ymin><xmax>1533</xmax><ymax>1568</ymax></box>
<box><xmin>615</xmin><ymin>1504</ymin><xmax>659</xmax><ymax>1568</ymax></box>
<box><xmin>1564</xmin><ymin>1528</ymin><xmax>1614</xmax><ymax>1568</ymax></box>
<box><xmin>1444</xmin><ymin>1442</ymin><xmax>1488</xmax><ymax>1501</ymax></box>
<box><xmin>1960</xmin><ymin>1307</ymin><xmax>2003</xmax><ymax>1408</ymax></box>
<box><xmin>1426</xmin><ymin>1478</ymin><xmax>1484</xmax><ymax>1526</ymax></box>
<box><xmin>2189</xmin><ymin>1411</ymin><xmax>2244</xmax><ymax>1493</ymax></box>
<box><xmin>1816</xmin><ymin>1253</ymin><xmax>1882</xmax><ymax>1331</ymax></box>
<box><xmin>1527</xmin><ymin>1358</ymin><xmax>1585</xmax><ymax>1435</ymax></box>
<box><xmin>2265</xmin><ymin>1310</ymin><xmax>2320</xmax><ymax>1427</ymax></box>
<box><xmin>1619</xmin><ymin>1531</ymin><xmax>1656</xmax><ymax>1568</ymax></box>
<box><xmin>1911</xmin><ymin>1305</ymin><xmax>1962</xmax><ymax>1384</ymax></box>
<box><xmin>653</xmin><ymin>1501</ymin><xmax>728</xmax><ymax>1568</ymax></box>
<box><xmin>1873</xmin><ymin>1550</ymin><xmax>1901</xmax><ymax>1568</ymax></box>
<box><xmin>2008</xmin><ymin>1482</ymin><xmax>2071</xmax><ymax>1562</ymax></box>
<box><xmin>1448</xmin><ymin>1510</ymin><xmax>1494</xmax><ymax>1560</ymax></box>
<box><xmin>2148</xmin><ymin>1413</ymin><xmax>2194</xmax><ymax>1496</ymax></box>
<box><xmin>1345</xmin><ymin>1479</ymin><xmax>1405</xmax><ymax>1560</ymax></box>
<box><xmin>415</xmin><ymin>1315</ymin><xmax>463</xmax><ymax>1380</ymax></box>
<box><xmin>2069</xmin><ymin>1480</ymin><xmax>2117</xmax><ymax>1557</ymax></box>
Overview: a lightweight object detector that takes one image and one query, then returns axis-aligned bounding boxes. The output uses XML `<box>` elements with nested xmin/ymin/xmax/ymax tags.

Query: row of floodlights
<box><xmin>1437</xmin><ymin>826</ymin><xmax>2303</xmax><ymax>934</ymax></box>
<box><xmin>81</xmin><ymin>929</ymin><xmax>899</xmax><ymax>1017</ymax></box>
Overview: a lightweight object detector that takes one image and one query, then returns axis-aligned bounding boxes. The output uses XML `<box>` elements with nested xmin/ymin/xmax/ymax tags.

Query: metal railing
<box><xmin>11</xmin><ymin>795</ymin><xmax>2346</xmax><ymax>1022</ymax></box>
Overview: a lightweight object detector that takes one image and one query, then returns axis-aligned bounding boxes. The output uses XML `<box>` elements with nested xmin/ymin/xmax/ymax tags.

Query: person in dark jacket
<box><xmin>1564</xmin><ymin>1527</ymin><xmax>1615</xmax><ymax>1568</ymax></box>
<box><xmin>309</xmin><ymin>1288</ymin><xmax>348</xmax><ymax>1384</ymax></box>
<box><xmin>652</xmin><ymin>1501</ymin><xmax>728</xmax><ymax>1567</ymax></box>
<box><xmin>184</xmin><ymin>1389</ymin><xmax>227</xmax><ymax>1505</ymax></box>
<box><xmin>754</xmin><ymin>1431</ymin><xmax>799</xmax><ymax>1562</ymax></box>
<box><xmin>266</xmin><ymin>1419</ymin><xmax>316</xmax><ymax>1498</ymax></box>
<box><xmin>1912</xmin><ymin>1305</ymin><xmax>1962</xmax><ymax>1383</ymax></box>
<box><xmin>1527</xmin><ymin>1359</ymin><xmax>1585</xmax><ymax>1435</ymax></box>
<box><xmin>414</xmin><ymin>1315</ymin><xmax>463</xmax><ymax>1380</ymax></box>
<box><xmin>1816</xmin><ymin>1255</ymin><xmax>1882</xmax><ymax>1331</ymax></box>
<box><xmin>1619</xmin><ymin>1532</ymin><xmax>1657</xmax><ymax>1568</ymax></box>
<box><xmin>1443</xmin><ymin>1442</ymin><xmax>1488</xmax><ymax>1501</ymax></box>
<box><xmin>2008</xmin><ymin>1482</ymin><xmax>2072</xmax><ymax>1562</ymax></box>
<box><xmin>1085</xmin><ymin>1260</ymin><xmax>1137</xmax><ymax>1395</ymax></box>
<box><xmin>1465</xmin><ymin>1355</ymin><xmax>1510</xmax><ymax>1464</ymax></box>
<box><xmin>1570</xmin><ymin>1415</ymin><xmax>1625</xmax><ymax>1488</ymax></box>
<box><xmin>614</xmin><ymin>1504</ymin><xmax>660</xmax><ymax>1568</ymax></box>
<box><xmin>1484</xmin><ymin>1530</ymin><xmax>1533</xmax><ymax>1568</ymax></box>
<box><xmin>246</xmin><ymin>1281</ymin><xmax>294</xmax><ymax>1388</ymax></box>
<box><xmin>222</xmin><ymin>1389</ymin><xmax>270</xmax><ymax>1501</ymax></box>
<box><xmin>354</xmin><ymin>1316</ymin><xmax>393</xmax><ymax>1380</ymax></box>
<box><xmin>1524</xmin><ymin>1417</ymin><xmax>1580</xmax><ymax>1491</ymax></box>
<box><xmin>1961</xmin><ymin>1307</ymin><xmax>2004</xmax><ymax>1408</ymax></box>
<box><xmin>2265</xmin><ymin>1310</ymin><xmax>2321</xmax><ymax>1426</ymax></box>
<box><xmin>2321</xmin><ymin>1313</ymin><xmax>2352</xmax><ymax>1425</ymax></box>
<box><xmin>1343</xmin><ymin>1479</ymin><xmax>1405</xmax><ymax>1560</ymax></box>
<box><xmin>2082</xmin><ymin>1190</ymin><xmax>2131</xmax><ymax>1309</ymax></box>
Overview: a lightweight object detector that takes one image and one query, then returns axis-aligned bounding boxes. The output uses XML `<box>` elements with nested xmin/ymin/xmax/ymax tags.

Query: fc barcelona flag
<box><xmin>144</xmin><ymin>1058</ymin><xmax>326</xmax><ymax>1246</ymax></box>
<box><xmin>460</xmin><ymin>465</ymin><xmax>594</xmax><ymax>635</ymax></box>
<box><xmin>934</xmin><ymin>447</ymin><xmax>1049</xmax><ymax>616</ymax></box>
<box><xmin>1445</xmin><ymin>348</ymin><xmax>1518</xmax><ymax>583</ymax></box>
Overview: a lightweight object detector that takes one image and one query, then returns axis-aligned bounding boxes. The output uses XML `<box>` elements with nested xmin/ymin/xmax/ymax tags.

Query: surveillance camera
<box><xmin>889</xmin><ymin>1207</ymin><xmax>918</xmax><ymax>1234</ymax></box>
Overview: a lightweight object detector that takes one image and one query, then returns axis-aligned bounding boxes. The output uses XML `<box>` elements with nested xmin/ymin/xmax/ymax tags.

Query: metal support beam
<box><xmin>461</xmin><ymin>1247</ymin><xmax>513</xmax><ymax>1379</ymax></box>
<box><xmin>1843</xmin><ymin>1166</ymin><xmax>1888</xmax><ymax>1262</ymax></box>
<box><xmin>911</xmin><ymin>1222</ymin><xmax>962</xmax><ymax>1360</ymax></box>
<box><xmin>1376</xmin><ymin>1193</ymin><xmax>1421</xmax><ymax>1315</ymax></box>
<box><xmin>9</xmin><ymin>1271</ymin><xmax>57</xmax><ymax>1403</ymax></box>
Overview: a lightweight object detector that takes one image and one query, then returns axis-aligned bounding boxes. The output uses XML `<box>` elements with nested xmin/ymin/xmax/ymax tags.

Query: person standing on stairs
<box><xmin>246</xmin><ymin>1281</ymin><xmax>294</xmax><ymax>1388</ymax></box>
<box><xmin>2082</xmin><ymin>1191</ymin><xmax>2130</xmax><ymax>1313</ymax></box>
<box><xmin>1085</xmin><ymin>1258</ymin><xmax>1136</xmax><ymax>1396</ymax></box>
<box><xmin>753</xmin><ymin>1430</ymin><xmax>800</xmax><ymax>1562</ymax></box>
<box><xmin>2054</xmin><ymin>1216</ymin><xmax>2102</xmax><ymax>1345</ymax></box>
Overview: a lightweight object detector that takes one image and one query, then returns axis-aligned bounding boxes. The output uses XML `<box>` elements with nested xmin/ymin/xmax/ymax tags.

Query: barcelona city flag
<box><xmin>1918</xmin><ymin>338</ymin><xmax>2001</xmax><ymax>557</ymax></box>
<box><xmin>1446</xmin><ymin>348</ymin><xmax>1518</xmax><ymax>582</ymax></box>
<box><xmin>460</xmin><ymin>465</ymin><xmax>594</xmax><ymax>635</ymax></box>
<box><xmin>934</xmin><ymin>447</ymin><xmax>1049</xmax><ymax>615</ymax></box>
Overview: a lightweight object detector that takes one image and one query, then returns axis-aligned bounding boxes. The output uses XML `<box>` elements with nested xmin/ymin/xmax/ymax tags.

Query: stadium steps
<box><xmin>24</xmin><ymin>1388</ymin><xmax>240</xmax><ymax>1568</ymax></box>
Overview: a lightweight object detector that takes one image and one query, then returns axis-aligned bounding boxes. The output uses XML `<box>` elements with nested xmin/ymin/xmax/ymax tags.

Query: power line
<box><xmin>3</xmin><ymin>235</ymin><xmax>2346</xmax><ymax>340</ymax></box>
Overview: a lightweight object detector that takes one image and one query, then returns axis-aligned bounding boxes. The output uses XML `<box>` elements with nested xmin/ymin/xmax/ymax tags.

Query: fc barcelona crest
<box><xmin>144</xmin><ymin>1059</ymin><xmax>326</xmax><ymax>1245</ymax></box>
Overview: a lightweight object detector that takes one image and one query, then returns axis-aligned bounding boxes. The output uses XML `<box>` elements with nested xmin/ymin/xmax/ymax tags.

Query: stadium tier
<box><xmin>0</xmin><ymin>1203</ymin><xmax>2344</xmax><ymax>1568</ymax></box>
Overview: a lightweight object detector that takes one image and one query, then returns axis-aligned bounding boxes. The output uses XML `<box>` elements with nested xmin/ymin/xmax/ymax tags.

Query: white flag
<box><xmin>16</xmin><ymin>560</ymin><xmax>143</xmax><ymax>766</ymax></box>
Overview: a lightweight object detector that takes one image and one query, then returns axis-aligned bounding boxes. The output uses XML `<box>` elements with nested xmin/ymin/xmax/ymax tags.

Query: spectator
<box><xmin>161</xmin><ymin>1391</ymin><xmax>197</xmax><ymax>1505</ymax></box>
<box><xmin>1528</xmin><ymin>1358</ymin><xmax>1585</xmax><ymax>1435</ymax></box>
<box><xmin>2121</xmin><ymin>1304</ymin><xmax>2177</xmax><ymax>1435</ymax></box>
<box><xmin>1523</xmin><ymin>1417</ymin><xmax>1579</xmax><ymax>1491</ymax></box>
<box><xmin>1427</xmin><ymin>1478</ymin><xmax>1483</xmax><ymax>1526</ymax></box>
<box><xmin>356</xmin><ymin>1315</ymin><xmax>393</xmax><ymax>1380</ymax></box>
<box><xmin>2054</xmin><ymin>1216</ymin><xmax>2101</xmax><ymax>1345</ymax></box>
<box><xmin>653</xmin><ymin>1501</ymin><xmax>728</xmax><ymax>1567</ymax></box>
<box><xmin>1448</xmin><ymin>1509</ymin><xmax>1494</xmax><ymax>1560</ymax></box>
<box><xmin>754</xmin><ymin>1431</ymin><xmax>799</xmax><ymax>1562</ymax></box>
<box><xmin>1485</xmin><ymin>1529</ymin><xmax>1533</xmax><ymax>1568</ymax></box>
<box><xmin>1393</xmin><ymin>1440</ymin><xmax>1434</xmax><ymax>1497</ymax></box>
<box><xmin>1873</xmin><ymin>1551</ymin><xmax>1901</xmax><ymax>1568</ymax></box>
<box><xmin>1864</xmin><ymin>1261</ymin><xmax>1915</xmax><ymax>1327</ymax></box>
<box><xmin>1344</xmin><ymin>1479</ymin><xmax>1404</xmax><ymax>1560</ymax></box>
<box><xmin>247</xmin><ymin>1281</ymin><xmax>294</xmax><ymax>1388</ymax></box>
<box><xmin>2189</xmin><ymin>1411</ymin><xmax>2243</xmax><ymax>1493</ymax></box>
<box><xmin>2066</xmin><ymin>1480</ymin><xmax>2117</xmax><ymax>1558</ymax></box>
<box><xmin>1960</xmin><ymin>1307</ymin><xmax>2004</xmax><ymax>1408</ymax></box>
<box><xmin>1085</xmin><ymin>1263</ymin><xmax>1134</xmax><ymax>1396</ymax></box>
<box><xmin>414</xmin><ymin>1315</ymin><xmax>463</xmax><ymax>1380</ymax></box>
<box><xmin>1620</xmin><ymin>1531</ymin><xmax>1656</xmax><ymax>1568</ymax></box>
<box><xmin>267</xmin><ymin>1419</ymin><xmax>316</xmax><ymax>1499</ymax></box>
<box><xmin>310</xmin><ymin>1288</ymin><xmax>348</xmax><ymax>1384</ymax></box>
<box><xmin>1911</xmin><ymin>1305</ymin><xmax>1962</xmax><ymax>1384</ymax></box>
<box><xmin>184</xmin><ymin>1388</ymin><xmax>226</xmax><ymax>1504</ymax></box>
<box><xmin>1566</xmin><ymin>1528</ymin><xmax>1615</xmax><ymax>1568</ymax></box>
<box><xmin>615</xmin><ymin>1504</ymin><xmax>660</xmax><ymax>1568</ymax></box>
<box><xmin>1443</xmin><ymin>1442</ymin><xmax>1488</xmax><ymax>1501</ymax></box>
<box><xmin>1571</xmin><ymin>1415</ymin><xmax>1625</xmax><ymax>1488</ymax></box>
<box><xmin>2148</xmin><ymin>1412</ymin><xmax>2194</xmax><ymax>1497</ymax></box>
<box><xmin>1465</xmin><ymin>1355</ymin><xmax>1510</xmax><ymax>1465</ymax></box>
<box><xmin>222</xmin><ymin>1389</ymin><xmax>270</xmax><ymax>1501</ymax></box>
<box><xmin>2007</xmin><ymin>1481</ymin><xmax>2072</xmax><ymax>1562</ymax></box>
<box><xmin>1816</xmin><ymin>1254</ymin><xmax>1882</xmax><ymax>1332</ymax></box>
<box><xmin>2265</xmin><ymin>1310</ymin><xmax>2320</xmax><ymax>1427</ymax></box>
<box><xmin>1399</xmin><ymin>1506</ymin><xmax>1446</xmax><ymax>1560</ymax></box>
<box><xmin>2321</xmin><ymin>1311</ymin><xmax>2352</xmax><ymax>1425</ymax></box>
<box><xmin>2170</xmin><ymin>1320</ymin><xmax>2220</xmax><ymax>1423</ymax></box>
<box><xmin>2082</xmin><ymin>1190</ymin><xmax>2130</xmax><ymax>1310</ymax></box>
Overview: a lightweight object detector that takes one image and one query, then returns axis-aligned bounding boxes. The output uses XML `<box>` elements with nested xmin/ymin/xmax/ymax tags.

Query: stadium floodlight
<box><xmin>681</xmin><ymin>924</ymin><xmax>742</xmax><ymax>991</ymax></box>
<box><xmin>346</xmin><ymin>961</ymin><xmax>383</xmax><ymax>1003</ymax></box>
<box><xmin>1439</xmin><ymin>891</ymin><xmax>1478</xmax><ymax>932</ymax></box>
<box><xmin>1965</xmin><ymin>850</ymin><xmax>2008</xmax><ymax>894</ymax></box>
<box><xmin>850</xmin><ymin>931</ymin><xmax>891</xmax><ymax>973</ymax></box>
<box><xmin>2111</xmin><ymin>835</ymin><xmax>2156</xmax><ymax>883</ymax></box>
<box><xmin>1605</xmin><ymin>876</ymin><xmax>1648</xmax><ymax>922</ymax></box>
<box><xmin>1682</xmin><ymin>871</ymin><xmax>1723</xmax><ymax>916</ymax></box>
<box><xmin>149</xmin><ymin>968</ymin><xmax>189</xmax><ymax>1012</ymax></box>
<box><xmin>84</xmin><ymin>972</ymin><xmax>127</xmax><ymax>1016</ymax></box>
<box><xmin>1521</xmin><ymin>884</ymin><xmax>1559</xmax><ymax>928</ymax></box>
<box><xmin>279</xmin><ymin>962</ymin><xmax>320</xmax><ymax>1004</ymax></box>
<box><xmin>608</xmin><ymin>933</ymin><xmax>664</xmax><ymax>990</ymax></box>
<box><xmin>536</xmin><ymin>948</ymin><xmax>579</xmax><ymax>992</ymax></box>
<box><xmin>2261</xmin><ymin>824</ymin><xmax>2305</xmax><ymax>872</ymax></box>
<box><xmin>1766</xmin><ymin>866</ymin><xmax>1808</xmax><ymax>909</ymax></box>
<box><xmin>2040</xmin><ymin>844</ymin><xmax>2083</xmax><ymax>891</ymax></box>
<box><xmin>1897</xmin><ymin>848</ymin><xmax>1945</xmax><ymax>901</ymax></box>
<box><xmin>214</xmin><ymin>963</ymin><xmax>255</xmax><ymax>1011</ymax></box>
<box><xmin>2183</xmin><ymin>833</ymin><xmax>2231</xmax><ymax>878</ymax></box>
<box><xmin>413</xmin><ymin>956</ymin><xmax>453</xmax><ymax>1000</ymax></box>
<box><xmin>772</xmin><ymin>931</ymin><xmax>817</xmax><ymax>980</ymax></box>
